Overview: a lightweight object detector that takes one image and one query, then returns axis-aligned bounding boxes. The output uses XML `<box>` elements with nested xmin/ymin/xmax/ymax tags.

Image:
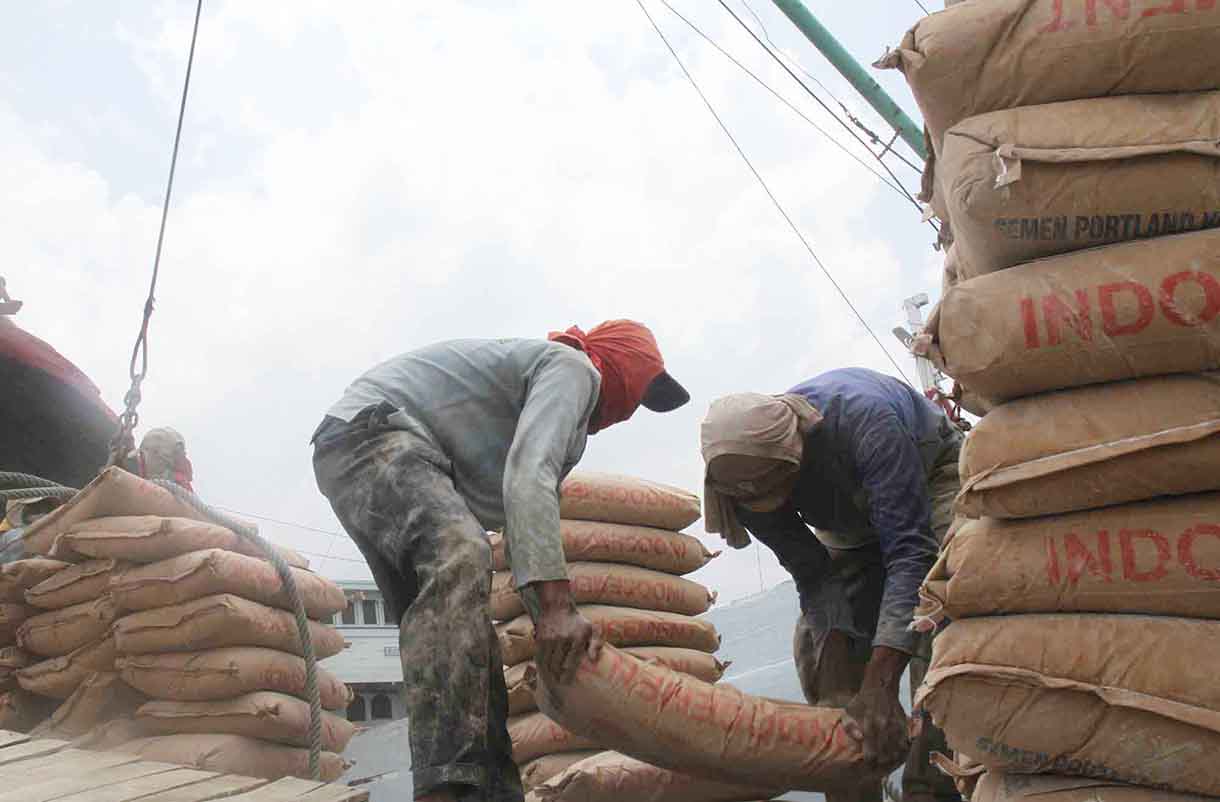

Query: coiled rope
<box><xmin>0</xmin><ymin>472</ymin><xmax>77</xmax><ymax>502</ymax></box>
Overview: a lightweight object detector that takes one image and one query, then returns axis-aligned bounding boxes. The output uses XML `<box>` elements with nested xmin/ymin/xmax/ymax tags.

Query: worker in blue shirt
<box><xmin>701</xmin><ymin>368</ymin><xmax>962</xmax><ymax>802</ymax></box>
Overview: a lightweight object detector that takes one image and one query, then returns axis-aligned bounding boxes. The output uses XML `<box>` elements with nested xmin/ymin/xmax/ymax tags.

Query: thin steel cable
<box><xmin>109</xmin><ymin>0</ymin><xmax>203</xmax><ymax>464</ymax></box>
<box><xmin>913</xmin><ymin>0</ymin><xmax>933</xmax><ymax>15</ymax></box>
<box><xmin>715</xmin><ymin>0</ymin><xmax>930</xmax><ymax>218</ymax></box>
<box><xmin>151</xmin><ymin>480</ymin><xmax>324</xmax><ymax>780</ymax></box>
<box><xmin>658</xmin><ymin>0</ymin><xmax>917</xmax><ymax>207</ymax></box>
<box><xmin>634</xmin><ymin>0</ymin><xmax>915</xmax><ymax>385</ymax></box>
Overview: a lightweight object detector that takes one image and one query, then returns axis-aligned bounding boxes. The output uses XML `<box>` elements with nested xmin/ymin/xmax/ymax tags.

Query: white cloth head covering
<box><xmin>700</xmin><ymin>393</ymin><xmax>822</xmax><ymax>549</ymax></box>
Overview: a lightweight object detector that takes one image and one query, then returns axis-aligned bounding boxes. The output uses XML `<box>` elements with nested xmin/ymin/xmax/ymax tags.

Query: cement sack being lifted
<box><xmin>25</xmin><ymin>559</ymin><xmax>122</xmax><ymax>610</ymax></box>
<box><xmin>972</xmin><ymin>772</ymin><xmax>1215</xmax><ymax>802</ymax></box>
<box><xmin>112</xmin><ymin>593</ymin><xmax>346</xmax><ymax>657</ymax></box>
<box><xmin>525</xmin><ymin>750</ymin><xmax>786</xmax><ymax>802</ymax></box>
<box><xmin>917</xmin><ymin>615</ymin><xmax>1220</xmax><ymax>795</ymax></box>
<box><xmin>490</xmin><ymin>522</ymin><xmax>717</xmax><ymax>576</ymax></box>
<box><xmin>119</xmin><ymin>733</ymin><xmax>346</xmax><ymax>782</ymax></box>
<box><xmin>109</xmin><ymin>549</ymin><xmax>346</xmax><ymax>618</ymax></box>
<box><xmin>135</xmin><ymin>691</ymin><xmax>356</xmax><ymax>752</ymax></box>
<box><xmin>497</xmin><ymin>605</ymin><xmax>720</xmax><ymax>667</ymax></box>
<box><xmin>559</xmin><ymin>473</ymin><xmax>700</xmax><ymax>531</ymax></box>
<box><xmin>877</xmin><ymin>0</ymin><xmax>1220</xmax><ymax>156</ymax></box>
<box><xmin>535</xmin><ymin>645</ymin><xmax>870</xmax><ymax>792</ymax></box>
<box><xmin>24</xmin><ymin>469</ymin><xmax>309</xmax><ymax>568</ymax></box>
<box><xmin>918</xmin><ymin>493</ymin><xmax>1220</xmax><ymax>624</ymax></box>
<box><xmin>491</xmin><ymin>563</ymin><xmax>715</xmax><ymax>621</ymax></box>
<box><xmin>937</xmin><ymin>93</ymin><xmax>1220</xmax><ymax>279</ymax></box>
<box><xmin>506</xmin><ymin>646</ymin><xmax>729</xmax><ymax>716</ymax></box>
<box><xmin>957</xmin><ymin>373</ymin><xmax>1220</xmax><ymax>518</ymax></box>
<box><xmin>116</xmin><ymin>647</ymin><xmax>352</xmax><ymax>709</ymax></box>
<box><xmin>925</xmin><ymin>229</ymin><xmax>1220</xmax><ymax>400</ymax></box>
<box><xmin>509</xmin><ymin>711</ymin><xmax>600</xmax><ymax>765</ymax></box>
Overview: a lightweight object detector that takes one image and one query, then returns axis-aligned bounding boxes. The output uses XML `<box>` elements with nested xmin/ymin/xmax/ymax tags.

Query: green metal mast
<box><xmin>769</xmin><ymin>0</ymin><xmax>927</xmax><ymax>161</ymax></box>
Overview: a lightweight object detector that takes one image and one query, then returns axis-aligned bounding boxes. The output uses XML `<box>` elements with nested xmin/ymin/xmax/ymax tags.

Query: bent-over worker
<box><xmin>701</xmin><ymin>367</ymin><xmax>962</xmax><ymax>802</ymax></box>
<box><xmin>312</xmin><ymin>321</ymin><xmax>689</xmax><ymax>802</ymax></box>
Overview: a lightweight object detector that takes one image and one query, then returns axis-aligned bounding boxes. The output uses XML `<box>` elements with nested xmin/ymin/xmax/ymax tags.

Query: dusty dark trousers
<box><xmin>313</xmin><ymin>409</ymin><xmax>523</xmax><ymax>802</ymax></box>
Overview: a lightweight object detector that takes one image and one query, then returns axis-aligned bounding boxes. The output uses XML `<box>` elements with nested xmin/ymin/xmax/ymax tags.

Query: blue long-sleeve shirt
<box><xmin>737</xmin><ymin>368</ymin><xmax>954</xmax><ymax>654</ymax></box>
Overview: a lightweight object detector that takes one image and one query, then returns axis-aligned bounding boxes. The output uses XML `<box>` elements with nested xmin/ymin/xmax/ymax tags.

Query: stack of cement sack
<box><xmin>9</xmin><ymin>467</ymin><xmax>356</xmax><ymax>781</ymax></box>
<box><xmin>884</xmin><ymin>2</ymin><xmax>1220</xmax><ymax>798</ymax></box>
<box><xmin>492</xmin><ymin>473</ymin><xmax>722</xmax><ymax>789</ymax></box>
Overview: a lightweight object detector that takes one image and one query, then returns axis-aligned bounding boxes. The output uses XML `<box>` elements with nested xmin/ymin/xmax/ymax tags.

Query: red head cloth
<box><xmin>549</xmin><ymin>320</ymin><xmax>666</xmax><ymax>434</ymax></box>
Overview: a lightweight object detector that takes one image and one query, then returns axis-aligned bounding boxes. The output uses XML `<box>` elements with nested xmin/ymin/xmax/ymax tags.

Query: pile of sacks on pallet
<box><xmin>0</xmin><ymin>467</ymin><xmax>356</xmax><ymax>781</ymax></box>
<box><xmin>884</xmin><ymin>1</ymin><xmax>1220</xmax><ymax>800</ymax></box>
<box><xmin>508</xmin><ymin>473</ymin><xmax>879</xmax><ymax>802</ymax></box>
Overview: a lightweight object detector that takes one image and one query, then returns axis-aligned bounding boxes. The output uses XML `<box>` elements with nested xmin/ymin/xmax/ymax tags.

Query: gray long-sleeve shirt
<box><xmin>327</xmin><ymin>338</ymin><xmax>601</xmax><ymax>590</ymax></box>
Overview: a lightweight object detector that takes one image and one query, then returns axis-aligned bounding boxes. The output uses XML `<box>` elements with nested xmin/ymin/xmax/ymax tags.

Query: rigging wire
<box><xmin>108</xmin><ymin>0</ymin><xmax>204</xmax><ymax>465</ymax></box>
<box><xmin>912</xmin><ymin>0</ymin><xmax>933</xmax><ymax>15</ymax></box>
<box><xmin>738</xmin><ymin>0</ymin><xmax>924</xmax><ymax>176</ymax></box>
<box><xmin>715</xmin><ymin>0</ymin><xmax>935</xmax><ymax>231</ymax></box>
<box><xmin>658</xmin><ymin>1</ymin><xmax>916</xmax><ymax>207</ymax></box>
<box><xmin>633</xmin><ymin>0</ymin><xmax>915</xmax><ymax>386</ymax></box>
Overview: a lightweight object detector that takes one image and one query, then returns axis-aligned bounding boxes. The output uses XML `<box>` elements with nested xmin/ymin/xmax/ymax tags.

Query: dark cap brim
<box><xmin>641</xmin><ymin>371</ymin><xmax>690</xmax><ymax>413</ymax></box>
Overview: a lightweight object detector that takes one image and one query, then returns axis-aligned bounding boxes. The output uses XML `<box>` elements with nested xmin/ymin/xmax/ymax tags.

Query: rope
<box><xmin>150</xmin><ymin>480</ymin><xmax>323</xmax><ymax>780</ymax></box>
<box><xmin>0</xmin><ymin>473</ymin><xmax>76</xmax><ymax>502</ymax></box>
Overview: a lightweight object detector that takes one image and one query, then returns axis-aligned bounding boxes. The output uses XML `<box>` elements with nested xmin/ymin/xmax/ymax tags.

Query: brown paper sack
<box><xmin>939</xmin><ymin>93</ymin><xmax>1220</xmax><ymax>278</ymax></box>
<box><xmin>509</xmin><ymin>711</ymin><xmax>600</xmax><ymax>764</ymax></box>
<box><xmin>119</xmin><ymin>734</ymin><xmax>345</xmax><ymax>782</ymax></box>
<box><xmin>525</xmin><ymin>750</ymin><xmax>785</xmax><ymax>802</ymax></box>
<box><xmin>918</xmin><ymin>615</ymin><xmax>1220</xmax><ymax>796</ymax></box>
<box><xmin>491</xmin><ymin>563</ymin><xmax>715</xmax><ymax>621</ymax></box>
<box><xmin>877</xmin><ymin>0</ymin><xmax>1220</xmax><ymax>156</ymax></box>
<box><xmin>536</xmin><ymin>645</ymin><xmax>871</xmax><ymax>792</ymax></box>
<box><xmin>559</xmin><ymin>473</ymin><xmax>700</xmax><ymax>530</ymax></box>
<box><xmin>136</xmin><ymin>691</ymin><xmax>356</xmax><ymax>752</ymax></box>
<box><xmin>490</xmin><ymin>521</ymin><xmax>717</xmax><ymax>576</ymax></box>
<box><xmin>497</xmin><ymin>605</ymin><xmax>719</xmax><ymax>667</ymax></box>
<box><xmin>972</xmin><ymin>772</ymin><xmax>1214</xmax><ymax>802</ymax></box>
<box><xmin>25</xmin><ymin>559</ymin><xmax>122</xmax><ymax>610</ymax></box>
<box><xmin>927</xmin><ymin>229</ymin><xmax>1220</xmax><ymax>400</ymax></box>
<box><xmin>958</xmin><ymin>374</ymin><xmax>1220</xmax><ymax>518</ymax></box>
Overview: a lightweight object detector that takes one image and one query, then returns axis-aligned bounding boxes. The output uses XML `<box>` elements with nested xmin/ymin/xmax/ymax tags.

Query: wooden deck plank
<box><xmin>0</xmin><ymin>748</ymin><xmax>134</xmax><ymax>781</ymax></box>
<box><xmin>0</xmin><ymin>738</ymin><xmax>69</xmax><ymax>766</ymax></box>
<box><xmin>220</xmin><ymin>778</ymin><xmax>327</xmax><ymax>801</ymax></box>
<box><xmin>298</xmin><ymin>786</ymin><xmax>370</xmax><ymax>802</ymax></box>
<box><xmin>51</xmin><ymin>768</ymin><xmax>222</xmax><ymax>802</ymax></box>
<box><xmin>0</xmin><ymin>732</ymin><xmax>31</xmax><ymax>751</ymax></box>
<box><xmin>0</xmin><ymin>759</ymin><xmax>173</xmax><ymax>802</ymax></box>
<box><xmin>128</xmin><ymin>774</ymin><xmax>269</xmax><ymax>802</ymax></box>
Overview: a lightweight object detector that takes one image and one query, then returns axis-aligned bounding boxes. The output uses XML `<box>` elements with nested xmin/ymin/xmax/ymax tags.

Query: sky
<box><xmin>3</xmin><ymin>0</ymin><xmax>944</xmax><ymax>604</ymax></box>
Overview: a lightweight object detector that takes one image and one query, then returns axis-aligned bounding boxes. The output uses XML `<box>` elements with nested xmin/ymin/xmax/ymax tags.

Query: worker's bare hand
<box><xmin>536</xmin><ymin>606</ymin><xmax>599</xmax><ymax>684</ymax></box>
<box><xmin>844</xmin><ymin>685</ymin><xmax>911</xmax><ymax>773</ymax></box>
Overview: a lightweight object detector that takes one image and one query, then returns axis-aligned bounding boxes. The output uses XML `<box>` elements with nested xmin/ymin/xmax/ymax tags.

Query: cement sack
<box><xmin>536</xmin><ymin>645</ymin><xmax>869</xmax><ymax>792</ymax></box>
<box><xmin>25</xmin><ymin>559</ymin><xmax>121</xmax><ymax>610</ymax></box>
<box><xmin>972</xmin><ymin>772</ymin><xmax>1214</xmax><ymax>802</ymax></box>
<box><xmin>917</xmin><ymin>614</ymin><xmax>1220</xmax><ymax>795</ymax></box>
<box><xmin>0</xmin><ymin>605</ymin><xmax>32</xmax><ymax>647</ymax></box>
<box><xmin>940</xmin><ymin>93</ymin><xmax>1220</xmax><ymax>279</ymax></box>
<box><xmin>526</xmin><ymin>750</ymin><xmax>785</xmax><ymax>802</ymax></box>
<box><xmin>46</xmin><ymin>671</ymin><xmax>144</xmax><ymax>738</ymax></box>
<box><xmin>497</xmin><ymin>605</ymin><xmax>720</xmax><ymax>667</ymax></box>
<box><xmin>135</xmin><ymin>691</ymin><xmax>356</xmax><ymax>752</ymax></box>
<box><xmin>509</xmin><ymin>711</ymin><xmax>600</xmax><ymax>764</ymax></box>
<box><xmin>16</xmin><ymin>636</ymin><xmax>115</xmax><ymax>699</ymax></box>
<box><xmin>925</xmin><ymin>229</ymin><xmax>1220</xmax><ymax>399</ymax></box>
<box><xmin>17</xmin><ymin>595</ymin><xmax>115</xmax><ymax>657</ymax></box>
<box><xmin>507</xmin><ymin>647</ymin><xmax>730</xmax><ymax>716</ymax></box>
<box><xmin>0</xmin><ymin>559</ymin><xmax>67</xmax><ymax>603</ymax></box>
<box><xmin>116</xmin><ymin>647</ymin><xmax>352</xmax><ymax>710</ymax></box>
<box><xmin>958</xmin><ymin>373</ymin><xmax>1220</xmax><ymax>518</ymax></box>
<box><xmin>109</xmin><ymin>548</ymin><xmax>346</xmax><ymax>618</ymax></box>
<box><xmin>119</xmin><ymin>734</ymin><xmax>345</xmax><ymax>782</ymax></box>
<box><xmin>55</xmin><ymin>516</ymin><xmax>242</xmax><ymax>563</ymax></box>
<box><xmin>71</xmin><ymin>715</ymin><xmax>152</xmax><ymax>751</ymax></box>
<box><xmin>490</xmin><ymin>521</ymin><xmax>717</xmax><ymax>576</ymax></box>
<box><xmin>877</xmin><ymin>0</ymin><xmax>1220</xmax><ymax>156</ymax></box>
<box><xmin>491</xmin><ymin>563</ymin><xmax>715</xmax><ymax>621</ymax></box>
<box><xmin>522</xmin><ymin>751</ymin><xmax>602</xmax><ymax>791</ymax></box>
<box><xmin>23</xmin><ymin>468</ymin><xmax>308</xmax><ymax>568</ymax></box>
<box><xmin>919</xmin><ymin>493</ymin><xmax>1220</xmax><ymax>624</ymax></box>
<box><xmin>0</xmin><ymin>689</ymin><xmax>56</xmax><ymax>733</ymax></box>
<box><xmin>0</xmin><ymin>648</ymin><xmax>31</xmax><ymax>692</ymax></box>
<box><xmin>560</xmin><ymin>473</ymin><xmax>700</xmax><ymax>530</ymax></box>
<box><xmin>112</xmin><ymin>593</ymin><xmax>346</xmax><ymax>657</ymax></box>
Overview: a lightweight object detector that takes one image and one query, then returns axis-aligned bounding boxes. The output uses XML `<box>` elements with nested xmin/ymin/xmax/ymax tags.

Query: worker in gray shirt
<box><xmin>311</xmin><ymin>320</ymin><xmax>688</xmax><ymax>802</ymax></box>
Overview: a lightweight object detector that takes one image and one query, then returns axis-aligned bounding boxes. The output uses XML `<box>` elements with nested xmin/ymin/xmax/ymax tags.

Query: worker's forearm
<box><xmin>861</xmin><ymin>645</ymin><xmax>909</xmax><ymax>694</ymax></box>
<box><xmin>519</xmin><ymin>579</ymin><xmax>575</xmax><ymax>622</ymax></box>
